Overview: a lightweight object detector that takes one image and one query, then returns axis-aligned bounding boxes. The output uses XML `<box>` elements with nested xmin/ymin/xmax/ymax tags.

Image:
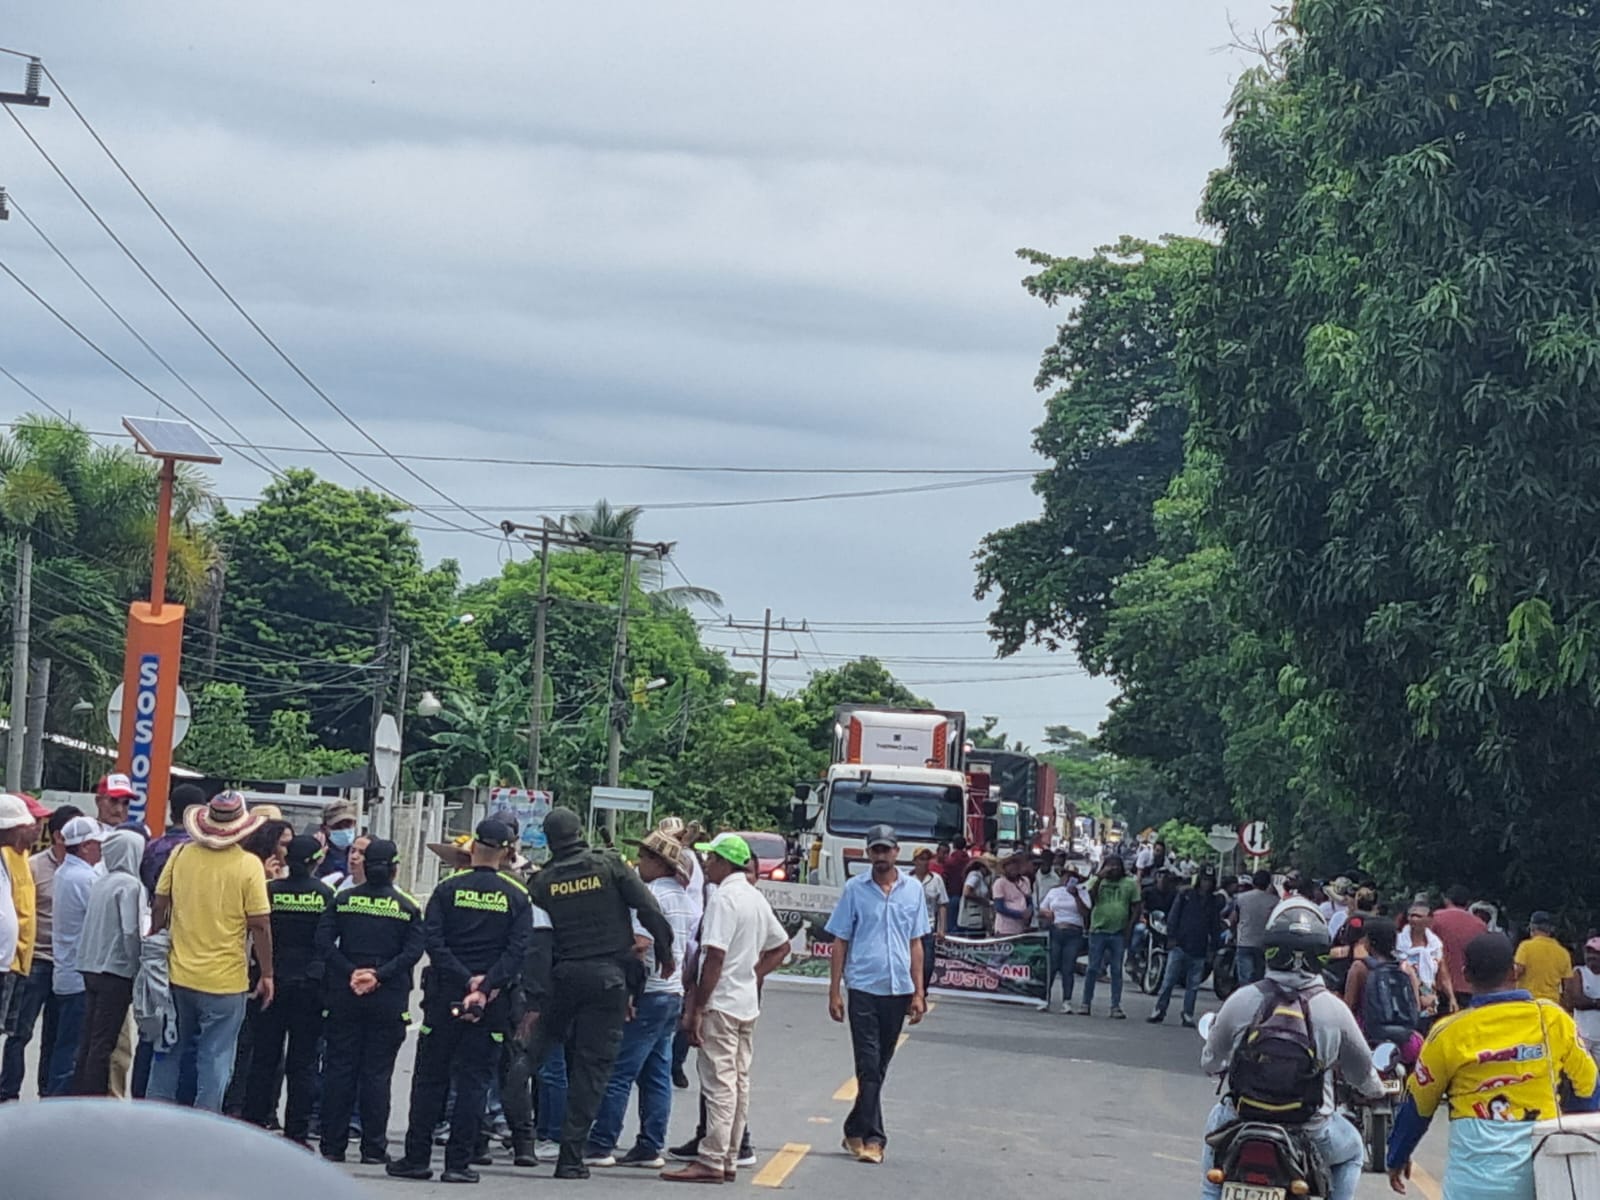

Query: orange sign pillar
<box><xmin>115</xmin><ymin>602</ymin><xmax>185</xmax><ymax>836</ymax></box>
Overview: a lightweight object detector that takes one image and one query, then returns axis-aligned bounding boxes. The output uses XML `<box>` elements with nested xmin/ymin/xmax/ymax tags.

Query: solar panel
<box><xmin>121</xmin><ymin>416</ymin><xmax>223</xmax><ymax>464</ymax></box>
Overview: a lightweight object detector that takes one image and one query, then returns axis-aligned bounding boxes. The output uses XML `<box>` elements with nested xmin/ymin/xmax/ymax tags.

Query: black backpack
<box><xmin>1226</xmin><ymin>981</ymin><xmax>1325</xmax><ymax>1125</ymax></box>
<box><xmin>1362</xmin><ymin>959</ymin><xmax>1420</xmax><ymax>1038</ymax></box>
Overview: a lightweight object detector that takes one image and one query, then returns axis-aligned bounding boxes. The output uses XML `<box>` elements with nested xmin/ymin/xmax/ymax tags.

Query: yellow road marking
<box><xmin>832</xmin><ymin>1077</ymin><xmax>859</xmax><ymax>1102</ymax></box>
<box><xmin>807</xmin><ymin>1116</ymin><xmax>831</xmax><ymax>1124</ymax></box>
<box><xmin>753</xmin><ymin>1142</ymin><xmax>810</xmax><ymax>1188</ymax></box>
<box><xmin>1413</xmin><ymin>1163</ymin><xmax>1443</xmax><ymax>1200</ymax></box>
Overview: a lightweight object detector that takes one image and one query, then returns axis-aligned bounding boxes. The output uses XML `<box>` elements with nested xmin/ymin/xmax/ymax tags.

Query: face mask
<box><xmin>329</xmin><ymin>828</ymin><xmax>356</xmax><ymax>850</ymax></box>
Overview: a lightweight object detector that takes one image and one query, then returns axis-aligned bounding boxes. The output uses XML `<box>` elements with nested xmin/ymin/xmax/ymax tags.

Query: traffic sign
<box><xmin>1238</xmin><ymin>820</ymin><xmax>1271</xmax><ymax>858</ymax></box>
<box><xmin>1206</xmin><ymin>824</ymin><xmax>1237</xmax><ymax>854</ymax></box>
<box><xmin>372</xmin><ymin>713</ymin><xmax>402</xmax><ymax>792</ymax></box>
<box><xmin>108</xmin><ymin>682</ymin><xmax>191</xmax><ymax>749</ymax></box>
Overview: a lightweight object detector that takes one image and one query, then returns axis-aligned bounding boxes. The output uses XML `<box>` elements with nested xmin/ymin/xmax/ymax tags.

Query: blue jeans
<box><xmin>1200</xmin><ymin>1101</ymin><xmax>1364</xmax><ymax>1200</ymax></box>
<box><xmin>537</xmin><ymin>1043</ymin><xmax>568</xmax><ymax>1143</ymax></box>
<box><xmin>45</xmin><ymin>990</ymin><xmax>86</xmax><ymax>1096</ymax></box>
<box><xmin>1235</xmin><ymin>947</ymin><xmax>1266</xmax><ymax>986</ymax></box>
<box><xmin>1047</xmin><ymin>928</ymin><xmax>1085</xmax><ymax>1007</ymax></box>
<box><xmin>0</xmin><ymin>958</ymin><xmax>56</xmax><ymax>1101</ymax></box>
<box><xmin>1080</xmin><ymin>932</ymin><xmax>1125</xmax><ymax>1010</ymax></box>
<box><xmin>586</xmin><ymin>991</ymin><xmax>683</xmax><ymax>1156</ymax></box>
<box><xmin>148</xmin><ymin>986</ymin><xmax>247</xmax><ymax>1113</ymax></box>
<box><xmin>1154</xmin><ymin>946</ymin><xmax>1206</xmax><ymax>1020</ymax></box>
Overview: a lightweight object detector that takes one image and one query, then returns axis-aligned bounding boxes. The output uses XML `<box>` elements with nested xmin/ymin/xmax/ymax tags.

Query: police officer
<box><xmin>389</xmin><ymin>820</ymin><xmax>533</xmax><ymax>1185</ymax></box>
<box><xmin>316</xmin><ymin>838</ymin><xmax>424</xmax><ymax>1166</ymax></box>
<box><xmin>525</xmin><ymin>807</ymin><xmax>675</xmax><ymax>1180</ymax></box>
<box><xmin>242</xmin><ymin>835</ymin><xmax>333</xmax><ymax>1144</ymax></box>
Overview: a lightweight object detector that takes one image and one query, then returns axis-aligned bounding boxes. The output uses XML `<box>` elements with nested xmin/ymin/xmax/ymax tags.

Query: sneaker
<box><xmin>433</xmin><ymin>1123</ymin><xmax>450</xmax><ymax>1146</ymax></box>
<box><xmin>584</xmin><ymin>1151</ymin><xmax>617</xmax><ymax>1168</ymax></box>
<box><xmin>736</xmin><ymin>1143</ymin><xmax>757</xmax><ymax>1168</ymax></box>
<box><xmin>534</xmin><ymin>1140</ymin><xmax>561</xmax><ymax>1162</ymax></box>
<box><xmin>1181</xmin><ymin>1014</ymin><xmax>1196</xmax><ymax>1029</ymax></box>
<box><xmin>1146</xmin><ymin>1012</ymin><xmax>1166</xmax><ymax>1024</ymax></box>
<box><xmin>1060</xmin><ymin>1003</ymin><xmax>1077</xmax><ymax>1014</ymax></box>
<box><xmin>618</xmin><ymin>1146</ymin><xmax>667</xmax><ymax>1169</ymax></box>
<box><xmin>1109</xmin><ymin>1006</ymin><xmax>1128</xmax><ymax>1020</ymax></box>
<box><xmin>470</xmin><ymin>1150</ymin><xmax>494</xmax><ymax>1166</ymax></box>
<box><xmin>360</xmin><ymin>1153</ymin><xmax>389</xmax><ymax>1166</ymax></box>
<box><xmin>668</xmin><ymin>1137</ymin><xmax>701</xmax><ymax>1163</ymax></box>
<box><xmin>1074</xmin><ymin>1004</ymin><xmax>1092</xmax><ymax>1016</ymax></box>
<box><xmin>440</xmin><ymin>1167</ymin><xmax>481</xmax><ymax>1184</ymax></box>
<box><xmin>489</xmin><ymin>1117</ymin><xmax>512</xmax><ymax>1142</ymax></box>
<box><xmin>672</xmin><ymin>1066</ymin><xmax>690</xmax><ymax>1090</ymax></box>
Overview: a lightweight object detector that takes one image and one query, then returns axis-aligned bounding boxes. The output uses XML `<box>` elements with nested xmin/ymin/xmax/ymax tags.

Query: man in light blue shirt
<box><xmin>825</xmin><ymin>824</ymin><xmax>928</xmax><ymax>1165</ymax></box>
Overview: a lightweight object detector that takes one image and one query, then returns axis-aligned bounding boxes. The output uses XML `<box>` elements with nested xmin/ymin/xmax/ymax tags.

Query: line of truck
<box><xmin>792</xmin><ymin>704</ymin><xmax>1060</xmax><ymax>886</ymax></box>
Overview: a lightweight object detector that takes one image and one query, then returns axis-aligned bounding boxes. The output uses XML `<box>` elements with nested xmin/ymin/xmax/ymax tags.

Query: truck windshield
<box><xmin>826</xmin><ymin>780</ymin><xmax>963</xmax><ymax>841</ymax></box>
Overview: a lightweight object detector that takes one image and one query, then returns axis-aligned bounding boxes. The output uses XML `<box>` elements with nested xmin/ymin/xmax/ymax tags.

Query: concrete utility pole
<box><xmin>500</xmin><ymin>520</ymin><xmax>674</xmax><ymax>819</ymax></box>
<box><xmin>5</xmin><ymin>536</ymin><xmax>33</xmax><ymax>791</ymax></box>
<box><xmin>22</xmin><ymin>655</ymin><xmax>49</xmax><ymax>790</ymax></box>
<box><xmin>726</xmin><ymin>610</ymin><xmax>806</xmax><ymax>706</ymax></box>
<box><xmin>366</xmin><ymin>592</ymin><xmax>392</xmax><ymax>794</ymax></box>
<box><xmin>505</xmin><ymin>520</ymin><xmax>591</xmax><ymax>791</ymax></box>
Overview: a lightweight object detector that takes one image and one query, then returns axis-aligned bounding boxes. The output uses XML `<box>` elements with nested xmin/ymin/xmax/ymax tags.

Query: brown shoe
<box><xmin>723</xmin><ymin>1170</ymin><xmax>737</xmax><ymax>1182</ymax></box>
<box><xmin>858</xmin><ymin>1143</ymin><xmax>884</xmax><ymax>1165</ymax></box>
<box><xmin>841</xmin><ymin>1137</ymin><xmax>864</xmax><ymax>1160</ymax></box>
<box><xmin>660</xmin><ymin>1162</ymin><xmax>725</xmax><ymax>1185</ymax></box>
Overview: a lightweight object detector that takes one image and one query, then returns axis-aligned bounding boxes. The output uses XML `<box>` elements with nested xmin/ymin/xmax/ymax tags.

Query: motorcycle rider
<box><xmin>1200</xmin><ymin>896</ymin><xmax>1385</xmax><ymax>1200</ymax></box>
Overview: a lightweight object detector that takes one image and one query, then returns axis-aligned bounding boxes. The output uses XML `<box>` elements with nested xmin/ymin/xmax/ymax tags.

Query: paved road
<box><xmin>324</xmin><ymin>978</ymin><xmax>1448</xmax><ymax>1197</ymax></box>
<box><xmin>11</xmin><ymin>975</ymin><xmax>1448</xmax><ymax>1195</ymax></box>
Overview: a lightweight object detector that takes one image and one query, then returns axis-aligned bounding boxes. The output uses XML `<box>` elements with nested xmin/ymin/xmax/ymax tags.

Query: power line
<box><xmin>0</xmin><ymin>363</ymin><xmax>69</xmax><ymax>419</ymax></box>
<box><xmin>8</xmin><ymin>194</ymin><xmax>286</xmax><ymax>476</ymax></box>
<box><xmin>36</xmin><ymin>63</ymin><xmax>503</xmax><ymax>541</ymax></box>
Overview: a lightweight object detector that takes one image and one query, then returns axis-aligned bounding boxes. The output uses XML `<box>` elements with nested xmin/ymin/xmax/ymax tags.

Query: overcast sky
<box><xmin>4</xmin><ymin>1</ymin><xmax>1276</xmax><ymax>746</ymax></box>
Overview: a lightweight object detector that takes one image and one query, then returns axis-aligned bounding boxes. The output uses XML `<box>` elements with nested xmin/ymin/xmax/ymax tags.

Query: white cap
<box><xmin>61</xmin><ymin>816</ymin><xmax>105</xmax><ymax>847</ymax></box>
<box><xmin>0</xmin><ymin>794</ymin><xmax>32</xmax><ymax>830</ymax></box>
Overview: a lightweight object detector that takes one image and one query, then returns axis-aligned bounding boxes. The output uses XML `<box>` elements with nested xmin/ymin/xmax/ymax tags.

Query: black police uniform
<box><xmin>504</xmin><ymin>903</ymin><xmax>555</xmax><ymax>1165</ymax></box>
<box><xmin>315</xmin><ymin>879</ymin><xmax>425</xmax><ymax>1163</ymax></box>
<box><xmin>526</xmin><ymin>813</ymin><xmax>674</xmax><ymax>1177</ymax></box>
<box><xmin>241</xmin><ymin>869</ymin><xmax>333</xmax><ymax>1142</ymax></box>
<box><xmin>393</xmin><ymin>864</ymin><xmax>532</xmax><ymax>1178</ymax></box>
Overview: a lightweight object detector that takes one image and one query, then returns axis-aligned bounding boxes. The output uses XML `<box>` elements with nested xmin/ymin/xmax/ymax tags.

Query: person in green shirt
<box><xmin>1076</xmin><ymin>856</ymin><xmax>1142</xmax><ymax>1019</ymax></box>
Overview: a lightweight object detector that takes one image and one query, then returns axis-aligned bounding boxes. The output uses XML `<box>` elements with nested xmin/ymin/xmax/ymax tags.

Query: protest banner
<box><xmin>757</xmin><ymin>880</ymin><xmax>1047</xmax><ymax>1005</ymax></box>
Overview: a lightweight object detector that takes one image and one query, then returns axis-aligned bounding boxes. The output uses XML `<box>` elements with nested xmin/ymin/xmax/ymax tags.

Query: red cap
<box><xmin>95</xmin><ymin>773</ymin><xmax>137</xmax><ymax>799</ymax></box>
<box><xmin>19</xmin><ymin>794</ymin><xmax>49</xmax><ymax>819</ymax></box>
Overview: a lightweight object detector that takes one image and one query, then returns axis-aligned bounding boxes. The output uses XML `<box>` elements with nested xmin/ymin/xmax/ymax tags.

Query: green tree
<box><xmin>206</xmin><ymin>470</ymin><xmax>464</xmax><ymax>753</ymax></box>
<box><xmin>975</xmin><ymin>236</ymin><xmax>1212</xmax><ymax>659</ymax></box>
<box><xmin>1187</xmin><ymin>4</ymin><xmax>1600</xmax><ymax>911</ymax></box>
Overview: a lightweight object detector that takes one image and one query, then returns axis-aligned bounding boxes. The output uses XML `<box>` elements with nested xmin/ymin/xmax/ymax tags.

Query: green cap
<box><xmin>695</xmin><ymin>832</ymin><xmax>752</xmax><ymax>868</ymax></box>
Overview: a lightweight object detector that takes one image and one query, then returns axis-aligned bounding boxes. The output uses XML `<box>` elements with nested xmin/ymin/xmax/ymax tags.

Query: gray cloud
<box><xmin>4</xmin><ymin>0</ymin><xmax>1277</xmax><ymax>745</ymax></box>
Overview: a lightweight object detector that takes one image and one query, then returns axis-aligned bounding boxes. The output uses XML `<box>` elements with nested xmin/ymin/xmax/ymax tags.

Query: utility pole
<box><xmin>727</xmin><ymin>610</ymin><xmax>806</xmax><ymax>706</ymax></box>
<box><xmin>366</xmin><ymin>593</ymin><xmax>392</xmax><ymax>795</ymax></box>
<box><xmin>5</xmin><ymin>536</ymin><xmax>33</xmax><ymax>791</ymax></box>
<box><xmin>513</xmin><ymin>520</ymin><xmax>590</xmax><ymax>791</ymax></box>
<box><xmin>500</xmin><ymin>520</ymin><xmax>674</xmax><ymax>827</ymax></box>
<box><xmin>22</xmin><ymin>655</ymin><xmax>49</xmax><ymax>790</ymax></box>
<box><xmin>0</xmin><ymin>59</ymin><xmax>51</xmax><ymax>225</ymax></box>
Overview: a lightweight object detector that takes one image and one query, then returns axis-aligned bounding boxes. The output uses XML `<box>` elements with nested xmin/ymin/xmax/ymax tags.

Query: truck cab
<box><xmin>811</xmin><ymin>761</ymin><xmax>966</xmax><ymax>886</ymax></box>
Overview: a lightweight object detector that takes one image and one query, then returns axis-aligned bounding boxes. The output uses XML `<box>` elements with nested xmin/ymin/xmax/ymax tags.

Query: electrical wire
<box><xmin>37</xmin><ymin>63</ymin><xmax>504</xmax><ymax>541</ymax></box>
<box><xmin>9</xmin><ymin>195</ymin><xmax>286</xmax><ymax>475</ymax></box>
<box><xmin>0</xmin><ymin>363</ymin><xmax>70</xmax><ymax>420</ymax></box>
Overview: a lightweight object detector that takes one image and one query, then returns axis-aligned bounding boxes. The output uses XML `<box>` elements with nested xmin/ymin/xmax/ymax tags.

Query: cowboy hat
<box><xmin>184</xmin><ymin>791</ymin><xmax>266</xmax><ymax>850</ymax></box>
<box><xmin>629</xmin><ymin>829</ymin><xmax>690</xmax><ymax>883</ymax></box>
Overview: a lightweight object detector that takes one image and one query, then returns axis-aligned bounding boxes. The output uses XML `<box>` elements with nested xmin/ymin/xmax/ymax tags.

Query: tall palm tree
<box><xmin>564</xmin><ymin>500</ymin><xmax>721</xmax><ymax>610</ymax></box>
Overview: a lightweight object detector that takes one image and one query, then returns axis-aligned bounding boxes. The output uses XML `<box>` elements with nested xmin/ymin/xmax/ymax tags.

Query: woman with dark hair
<box><xmin>242</xmin><ymin>821</ymin><xmax>294</xmax><ymax>881</ymax></box>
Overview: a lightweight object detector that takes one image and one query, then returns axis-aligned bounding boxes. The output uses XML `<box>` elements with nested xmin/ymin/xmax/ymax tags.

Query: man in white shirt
<box><xmin>661</xmin><ymin>834</ymin><xmax>788</xmax><ymax>1185</ymax></box>
<box><xmin>584</xmin><ymin>831</ymin><xmax>702</xmax><ymax>1170</ymax></box>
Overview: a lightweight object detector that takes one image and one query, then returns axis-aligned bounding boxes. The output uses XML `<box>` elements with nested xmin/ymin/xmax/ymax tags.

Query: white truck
<box><xmin>806</xmin><ymin>705</ymin><xmax>969</xmax><ymax>886</ymax></box>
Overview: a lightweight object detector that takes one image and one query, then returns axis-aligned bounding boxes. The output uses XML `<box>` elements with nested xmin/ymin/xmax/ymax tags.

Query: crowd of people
<box><xmin>0</xmin><ymin>778</ymin><xmax>944</xmax><ymax>1185</ymax></box>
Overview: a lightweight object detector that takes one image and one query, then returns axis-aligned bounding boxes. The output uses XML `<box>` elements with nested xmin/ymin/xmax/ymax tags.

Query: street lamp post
<box><xmin>115</xmin><ymin>417</ymin><xmax>221</xmax><ymax>836</ymax></box>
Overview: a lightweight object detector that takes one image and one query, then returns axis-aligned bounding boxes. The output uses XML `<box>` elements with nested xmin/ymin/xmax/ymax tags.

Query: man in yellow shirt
<box><xmin>1388</xmin><ymin>932</ymin><xmax>1598</xmax><ymax>1200</ymax></box>
<box><xmin>1</xmin><ymin>796</ymin><xmax>46</xmax><ymax>1002</ymax></box>
<box><xmin>148</xmin><ymin>792</ymin><xmax>273</xmax><ymax>1113</ymax></box>
<box><xmin>1513</xmin><ymin>912</ymin><xmax>1571</xmax><ymax>1005</ymax></box>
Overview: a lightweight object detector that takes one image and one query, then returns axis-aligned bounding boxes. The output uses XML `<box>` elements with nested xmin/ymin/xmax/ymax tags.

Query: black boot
<box><xmin>513</xmin><ymin>1135</ymin><xmax>539</xmax><ymax>1168</ymax></box>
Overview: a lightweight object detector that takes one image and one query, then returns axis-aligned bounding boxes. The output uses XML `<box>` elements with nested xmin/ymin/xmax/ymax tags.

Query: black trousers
<box><xmin>504</xmin><ymin>1027</ymin><xmax>538</xmax><ymax>1146</ymax></box>
<box><xmin>71</xmin><ymin>972</ymin><xmax>134</xmax><ymax>1096</ymax></box>
<box><xmin>241</xmin><ymin>981</ymin><xmax>323</xmax><ymax>1140</ymax></box>
<box><xmin>843</xmin><ymin>989</ymin><xmax>911</xmax><ymax>1148</ymax></box>
<box><xmin>401</xmin><ymin>1007</ymin><xmax>501</xmax><ymax>1172</ymax></box>
<box><xmin>320</xmin><ymin>1007</ymin><xmax>407</xmax><ymax>1160</ymax></box>
<box><xmin>525</xmin><ymin>960</ymin><xmax>628</xmax><ymax>1172</ymax></box>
